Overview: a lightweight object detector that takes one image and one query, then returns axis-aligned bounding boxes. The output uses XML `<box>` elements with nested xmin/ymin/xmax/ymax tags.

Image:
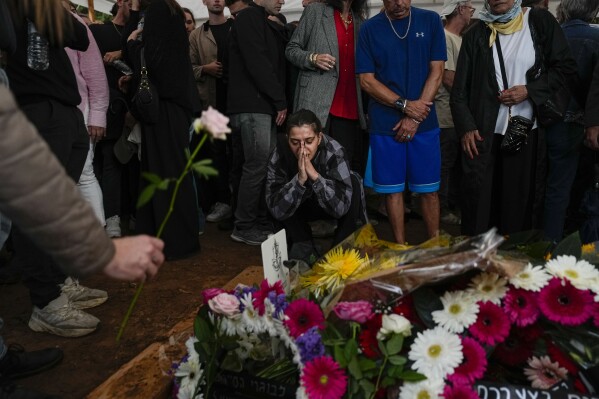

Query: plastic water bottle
<box><xmin>27</xmin><ymin>20</ymin><xmax>49</xmax><ymax>71</ymax></box>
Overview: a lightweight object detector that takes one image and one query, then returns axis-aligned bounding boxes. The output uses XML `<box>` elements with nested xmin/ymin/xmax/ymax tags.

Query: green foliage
<box><xmin>192</xmin><ymin>159</ymin><xmax>219</xmax><ymax>179</ymax></box>
<box><xmin>553</xmin><ymin>231</ymin><xmax>582</xmax><ymax>259</ymax></box>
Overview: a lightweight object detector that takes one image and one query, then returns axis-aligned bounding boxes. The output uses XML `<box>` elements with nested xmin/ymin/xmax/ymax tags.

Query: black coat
<box><xmin>227</xmin><ymin>2</ymin><xmax>288</xmax><ymax>115</ymax></box>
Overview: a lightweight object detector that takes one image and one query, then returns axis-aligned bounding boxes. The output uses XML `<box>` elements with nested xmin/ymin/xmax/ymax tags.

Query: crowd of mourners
<box><xmin>1</xmin><ymin>0</ymin><xmax>599</xmax><ymax>396</ymax></box>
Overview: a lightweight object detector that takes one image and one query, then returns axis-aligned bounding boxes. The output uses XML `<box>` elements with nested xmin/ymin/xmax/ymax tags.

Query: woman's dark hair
<box><xmin>325</xmin><ymin>0</ymin><xmax>368</xmax><ymax>19</ymax></box>
<box><xmin>182</xmin><ymin>7</ymin><xmax>195</xmax><ymax>20</ymax></box>
<box><xmin>6</xmin><ymin>0</ymin><xmax>73</xmax><ymax>46</ymax></box>
<box><xmin>559</xmin><ymin>0</ymin><xmax>599</xmax><ymax>22</ymax></box>
<box><xmin>286</xmin><ymin>109</ymin><xmax>323</xmax><ymax>136</ymax></box>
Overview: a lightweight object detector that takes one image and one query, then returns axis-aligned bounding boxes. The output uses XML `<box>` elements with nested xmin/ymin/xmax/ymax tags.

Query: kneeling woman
<box><xmin>265</xmin><ymin>109</ymin><xmax>363</xmax><ymax>261</ymax></box>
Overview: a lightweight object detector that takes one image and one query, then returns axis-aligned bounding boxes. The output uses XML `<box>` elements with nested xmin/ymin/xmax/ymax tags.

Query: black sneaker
<box><xmin>230</xmin><ymin>228</ymin><xmax>268</xmax><ymax>246</ymax></box>
<box><xmin>0</xmin><ymin>345</ymin><xmax>63</xmax><ymax>380</ymax></box>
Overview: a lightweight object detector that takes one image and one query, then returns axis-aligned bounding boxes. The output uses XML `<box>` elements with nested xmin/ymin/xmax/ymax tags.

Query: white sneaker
<box><xmin>60</xmin><ymin>277</ymin><xmax>108</xmax><ymax>309</ymax></box>
<box><xmin>28</xmin><ymin>294</ymin><xmax>100</xmax><ymax>337</ymax></box>
<box><xmin>206</xmin><ymin>202</ymin><xmax>232</xmax><ymax>223</ymax></box>
<box><xmin>105</xmin><ymin>215</ymin><xmax>121</xmax><ymax>238</ymax></box>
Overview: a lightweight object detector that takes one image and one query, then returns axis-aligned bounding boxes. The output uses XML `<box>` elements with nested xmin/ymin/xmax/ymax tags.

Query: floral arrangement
<box><xmin>173</xmin><ymin>236</ymin><xmax>599</xmax><ymax>398</ymax></box>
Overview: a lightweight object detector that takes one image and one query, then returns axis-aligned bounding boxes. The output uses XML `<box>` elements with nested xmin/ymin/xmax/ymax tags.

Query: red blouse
<box><xmin>329</xmin><ymin>10</ymin><xmax>358</xmax><ymax>121</ymax></box>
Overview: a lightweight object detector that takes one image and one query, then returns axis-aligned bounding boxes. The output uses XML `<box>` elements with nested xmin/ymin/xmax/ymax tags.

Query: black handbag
<box><xmin>131</xmin><ymin>47</ymin><xmax>159</xmax><ymax>124</ymax></box>
<box><xmin>536</xmin><ymin>86</ymin><xmax>569</xmax><ymax>127</ymax></box>
<box><xmin>496</xmin><ymin>36</ymin><xmax>534</xmax><ymax>154</ymax></box>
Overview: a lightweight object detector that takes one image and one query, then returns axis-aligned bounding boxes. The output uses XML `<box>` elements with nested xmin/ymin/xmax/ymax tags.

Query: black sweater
<box><xmin>227</xmin><ymin>2</ymin><xmax>288</xmax><ymax>115</ymax></box>
<box><xmin>6</xmin><ymin>15</ymin><xmax>89</xmax><ymax>107</ymax></box>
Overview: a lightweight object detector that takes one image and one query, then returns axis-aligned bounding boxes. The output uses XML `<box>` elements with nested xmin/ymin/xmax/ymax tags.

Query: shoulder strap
<box><xmin>495</xmin><ymin>36</ymin><xmax>509</xmax><ymax>91</ymax></box>
<box><xmin>140</xmin><ymin>47</ymin><xmax>146</xmax><ymax>69</ymax></box>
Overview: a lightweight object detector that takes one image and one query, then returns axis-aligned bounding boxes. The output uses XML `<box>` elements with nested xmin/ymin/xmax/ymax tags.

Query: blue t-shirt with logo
<box><xmin>356</xmin><ymin>8</ymin><xmax>447</xmax><ymax>135</ymax></box>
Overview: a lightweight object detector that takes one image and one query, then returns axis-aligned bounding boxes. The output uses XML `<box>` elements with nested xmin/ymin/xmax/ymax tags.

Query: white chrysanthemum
<box><xmin>509</xmin><ymin>263</ymin><xmax>552</xmax><ymax>292</ymax></box>
<box><xmin>175</xmin><ymin>355</ymin><xmax>203</xmax><ymax>399</ymax></box>
<box><xmin>239</xmin><ymin>293</ymin><xmax>264</xmax><ymax>333</ymax></box>
<box><xmin>398</xmin><ymin>378</ymin><xmax>444</xmax><ymax>399</ymax></box>
<box><xmin>408</xmin><ymin>326</ymin><xmax>463</xmax><ymax>380</ymax></box>
<box><xmin>184</xmin><ymin>336</ymin><xmax>199</xmax><ymax>362</ymax></box>
<box><xmin>546</xmin><ymin>255</ymin><xmax>599</xmax><ymax>291</ymax></box>
<box><xmin>468</xmin><ymin>272</ymin><xmax>508</xmax><ymax>304</ymax></box>
<box><xmin>432</xmin><ymin>290</ymin><xmax>479</xmax><ymax>333</ymax></box>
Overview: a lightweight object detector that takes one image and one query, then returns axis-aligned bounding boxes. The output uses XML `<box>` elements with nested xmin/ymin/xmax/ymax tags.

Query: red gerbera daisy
<box><xmin>538</xmin><ymin>278</ymin><xmax>594</xmax><ymax>326</ymax></box>
<box><xmin>493</xmin><ymin>327</ymin><xmax>535</xmax><ymax>366</ymax></box>
<box><xmin>503</xmin><ymin>287</ymin><xmax>540</xmax><ymax>327</ymax></box>
<box><xmin>301</xmin><ymin>356</ymin><xmax>347</xmax><ymax>399</ymax></box>
<box><xmin>284</xmin><ymin>298</ymin><xmax>325</xmax><ymax>338</ymax></box>
<box><xmin>468</xmin><ymin>301</ymin><xmax>511</xmax><ymax>346</ymax></box>
<box><xmin>447</xmin><ymin>336</ymin><xmax>487</xmax><ymax>385</ymax></box>
<box><xmin>253</xmin><ymin>280</ymin><xmax>285</xmax><ymax>315</ymax></box>
<box><xmin>592</xmin><ymin>302</ymin><xmax>599</xmax><ymax>328</ymax></box>
<box><xmin>392</xmin><ymin>295</ymin><xmax>420</xmax><ymax>324</ymax></box>
<box><xmin>546</xmin><ymin>339</ymin><xmax>579</xmax><ymax>376</ymax></box>
<box><xmin>443</xmin><ymin>383</ymin><xmax>479</xmax><ymax>399</ymax></box>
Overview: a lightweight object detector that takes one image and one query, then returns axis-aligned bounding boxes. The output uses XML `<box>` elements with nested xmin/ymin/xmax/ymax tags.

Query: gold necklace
<box><xmin>340</xmin><ymin>11</ymin><xmax>353</xmax><ymax>26</ymax></box>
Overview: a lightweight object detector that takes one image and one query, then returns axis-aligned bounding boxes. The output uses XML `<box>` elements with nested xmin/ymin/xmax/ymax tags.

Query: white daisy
<box><xmin>407</xmin><ymin>326</ymin><xmax>463</xmax><ymax>380</ymax></box>
<box><xmin>546</xmin><ymin>255</ymin><xmax>599</xmax><ymax>291</ymax></box>
<box><xmin>239</xmin><ymin>293</ymin><xmax>264</xmax><ymax>333</ymax></box>
<box><xmin>509</xmin><ymin>263</ymin><xmax>552</xmax><ymax>292</ymax></box>
<box><xmin>184</xmin><ymin>336</ymin><xmax>199</xmax><ymax>362</ymax></box>
<box><xmin>468</xmin><ymin>272</ymin><xmax>508</xmax><ymax>304</ymax></box>
<box><xmin>432</xmin><ymin>290</ymin><xmax>479</xmax><ymax>333</ymax></box>
<box><xmin>175</xmin><ymin>355</ymin><xmax>204</xmax><ymax>399</ymax></box>
<box><xmin>398</xmin><ymin>378</ymin><xmax>444</xmax><ymax>399</ymax></box>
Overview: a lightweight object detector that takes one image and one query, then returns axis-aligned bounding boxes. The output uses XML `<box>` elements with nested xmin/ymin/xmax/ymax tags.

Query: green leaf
<box><xmin>142</xmin><ymin>172</ymin><xmax>163</xmax><ymax>185</ymax></box>
<box><xmin>136</xmin><ymin>184</ymin><xmax>156</xmax><ymax>208</ymax></box>
<box><xmin>388</xmin><ymin>364</ymin><xmax>404</xmax><ymax>378</ymax></box>
<box><xmin>347</xmin><ymin>356</ymin><xmax>362</xmax><ymax>379</ymax></box>
<box><xmin>359</xmin><ymin>379</ymin><xmax>375</xmax><ymax>398</ymax></box>
<box><xmin>334</xmin><ymin>345</ymin><xmax>348</xmax><ymax>368</ymax></box>
<box><xmin>345</xmin><ymin>338</ymin><xmax>358</xmax><ymax>360</ymax></box>
<box><xmin>553</xmin><ymin>231</ymin><xmax>582</xmax><ymax>259</ymax></box>
<box><xmin>522</xmin><ymin>241</ymin><xmax>553</xmax><ymax>261</ymax></box>
<box><xmin>381</xmin><ymin>376</ymin><xmax>395</xmax><ymax>388</ymax></box>
<box><xmin>184</xmin><ymin>148</ymin><xmax>191</xmax><ymax>159</ymax></box>
<box><xmin>386</xmin><ymin>334</ymin><xmax>404</xmax><ymax>355</ymax></box>
<box><xmin>157</xmin><ymin>178</ymin><xmax>171</xmax><ymax>191</ymax></box>
<box><xmin>387</xmin><ymin>355</ymin><xmax>407</xmax><ymax>366</ymax></box>
<box><xmin>378</xmin><ymin>341</ymin><xmax>388</xmax><ymax>356</ymax></box>
<box><xmin>398</xmin><ymin>370</ymin><xmax>427</xmax><ymax>381</ymax></box>
<box><xmin>193</xmin><ymin>316</ymin><xmax>213</xmax><ymax>344</ymax></box>
<box><xmin>194</xmin><ymin>158</ymin><xmax>214</xmax><ymax>166</ymax></box>
<box><xmin>358</xmin><ymin>358</ymin><xmax>377</xmax><ymax>371</ymax></box>
<box><xmin>192</xmin><ymin>163</ymin><xmax>219</xmax><ymax>179</ymax></box>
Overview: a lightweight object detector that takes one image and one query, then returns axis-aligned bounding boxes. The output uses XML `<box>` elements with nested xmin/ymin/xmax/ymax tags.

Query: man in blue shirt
<box><xmin>356</xmin><ymin>0</ymin><xmax>446</xmax><ymax>244</ymax></box>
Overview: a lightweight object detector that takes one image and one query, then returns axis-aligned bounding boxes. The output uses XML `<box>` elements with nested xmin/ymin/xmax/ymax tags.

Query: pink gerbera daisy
<box><xmin>284</xmin><ymin>298</ymin><xmax>325</xmax><ymax>338</ymax></box>
<box><xmin>301</xmin><ymin>356</ymin><xmax>347</xmax><ymax>399</ymax></box>
<box><xmin>443</xmin><ymin>383</ymin><xmax>479</xmax><ymax>399</ymax></box>
<box><xmin>503</xmin><ymin>287</ymin><xmax>540</xmax><ymax>327</ymax></box>
<box><xmin>447</xmin><ymin>336</ymin><xmax>487</xmax><ymax>385</ymax></box>
<box><xmin>524</xmin><ymin>356</ymin><xmax>569</xmax><ymax>389</ymax></box>
<box><xmin>538</xmin><ymin>278</ymin><xmax>594</xmax><ymax>326</ymax></box>
<box><xmin>253</xmin><ymin>280</ymin><xmax>285</xmax><ymax>315</ymax></box>
<box><xmin>468</xmin><ymin>301</ymin><xmax>511</xmax><ymax>346</ymax></box>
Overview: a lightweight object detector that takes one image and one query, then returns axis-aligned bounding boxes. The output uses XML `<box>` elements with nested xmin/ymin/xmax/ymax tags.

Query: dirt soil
<box><xmin>0</xmin><ymin>209</ymin><xmax>459</xmax><ymax>399</ymax></box>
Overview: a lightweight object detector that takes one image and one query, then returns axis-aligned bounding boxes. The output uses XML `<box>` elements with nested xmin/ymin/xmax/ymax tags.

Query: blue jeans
<box><xmin>230</xmin><ymin>113</ymin><xmax>276</xmax><ymax>231</ymax></box>
<box><xmin>544</xmin><ymin>121</ymin><xmax>585</xmax><ymax>241</ymax></box>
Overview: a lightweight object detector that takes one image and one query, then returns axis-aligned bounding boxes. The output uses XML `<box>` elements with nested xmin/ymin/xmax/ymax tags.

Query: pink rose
<box><xmin>208</xmin><ymin>293</ymin><xmax>241</xmax><ymax>316</ymax></box>
<box><xmin>193</xmin><ymin>107</ymin><xmax>231</xmax><ymax>140</ymax></box>
<box><xmin>333</xmin><ymin>301</ymin><xmax>373</xmax><ymax>324</ymax></box>
<box><xmin>201</xmin><ymin>288</ymin><xmax>225</xmax><ymax>305</ymax></box>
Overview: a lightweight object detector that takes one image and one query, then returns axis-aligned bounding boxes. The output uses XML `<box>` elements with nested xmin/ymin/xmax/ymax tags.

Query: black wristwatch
<box><xmin>394</xmin><ymin>97</ymin><xmax>407</xmax><ymax>113</ymax></box>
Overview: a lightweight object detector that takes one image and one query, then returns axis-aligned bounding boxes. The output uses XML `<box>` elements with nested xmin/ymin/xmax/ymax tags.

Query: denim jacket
<box><xmin>561</xmin><ymin>20</ymin><xmax>599</xmax><ymax>123</ymax></box>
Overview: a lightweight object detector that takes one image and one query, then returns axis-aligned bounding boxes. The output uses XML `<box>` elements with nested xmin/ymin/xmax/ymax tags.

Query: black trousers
<box><xmin>13</xmin><ymin>100</ymin><xmax>88</xmax><ymax>307</ymax></box>
<box><xmin>461</xmin><ymin>128</ymin><xmax>545</xmax><ymax>236</ymax></box>
<box><xmin>325</xmin><ymin>115</ymin><xmax>363</xmax><ymax>173</ymax></box>
<box><xmin>278</xmin><ymin>173</ymin><xmax>364</xmax><ymax>248</ymax></box>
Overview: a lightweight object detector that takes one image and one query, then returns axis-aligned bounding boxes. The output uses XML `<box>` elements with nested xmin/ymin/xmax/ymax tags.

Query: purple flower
<box><xmin>268</xmin><ymin>291</ymin><xmax>288</xmax><ymax>316</ymax></box>
<box><xmin>234</xmin><ymin>285</ymin><xmax>258</xmax><ymax>311</ymax></box>
<box><xmin>296</xmin><ymin>327</ymin><xmax>325</xmax><ymax>363</ymax></box>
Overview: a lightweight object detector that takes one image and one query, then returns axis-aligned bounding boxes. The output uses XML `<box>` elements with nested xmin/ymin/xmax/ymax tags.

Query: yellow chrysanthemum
<box><xmin>582</xmin><ymin>243</ymin><xmax>596</xmax><ymax>254</ymax></box>
<box><xmin>301</xmin><ymin>247</ymin><xmax>368</xmax><ymax>296</ymax></box>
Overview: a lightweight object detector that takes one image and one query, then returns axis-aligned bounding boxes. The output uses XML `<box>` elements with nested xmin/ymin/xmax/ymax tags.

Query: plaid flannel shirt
<box><xmin>266</xmin><ymin>135</ymin><xmax>353</xmax><ymax>221</ymax></box>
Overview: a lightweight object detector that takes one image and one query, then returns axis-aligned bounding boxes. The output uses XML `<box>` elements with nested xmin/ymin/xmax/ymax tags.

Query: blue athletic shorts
<box><xmin>370</xmin><ymin>128</ymin><xmax>441</xmax><ymax>194</ymax></box>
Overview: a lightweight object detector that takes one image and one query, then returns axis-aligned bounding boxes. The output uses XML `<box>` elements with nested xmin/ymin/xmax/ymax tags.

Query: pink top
<box><xmin>65</xmin><ymin>14</ymin><xmax>109</xmax><ymax>128</ymax></box>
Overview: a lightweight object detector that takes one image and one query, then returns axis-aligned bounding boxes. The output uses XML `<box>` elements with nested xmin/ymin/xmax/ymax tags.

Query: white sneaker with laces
<box><xmin>105</xmin><ymin>215</ymin><xmax>121</xmax><ymax>238</ymax></box>
<box><xmin>28</xmin><ymin>294</ymin><xmax>100</xmax><ymax>337</ymax></box>
<box><xmin>60</xmin><ymin>277</ymin><xmax>108</xmax><ymax>309</ymax></box>
<box><xmin>206</xmin><ymin>202</ymin><xmax>232</xmax><ymax>223</ymax></box>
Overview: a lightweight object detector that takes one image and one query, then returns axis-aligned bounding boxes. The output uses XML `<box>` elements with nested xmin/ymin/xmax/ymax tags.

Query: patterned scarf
<box><xmin>479</xmin><ymin>0</ymin><xmax>524</xmax><ymax>47</ymax></box>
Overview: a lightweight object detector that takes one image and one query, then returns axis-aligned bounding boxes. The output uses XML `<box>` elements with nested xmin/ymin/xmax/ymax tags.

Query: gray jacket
<box><xmin>0</xmin><ymin>86</ymin><xmax>115</xmax><ymax>277</ymax></box>
<box><xmin>286</xmin><ymin>3</ymin><xmax>366</xmax><ymax>129</ymax></box>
